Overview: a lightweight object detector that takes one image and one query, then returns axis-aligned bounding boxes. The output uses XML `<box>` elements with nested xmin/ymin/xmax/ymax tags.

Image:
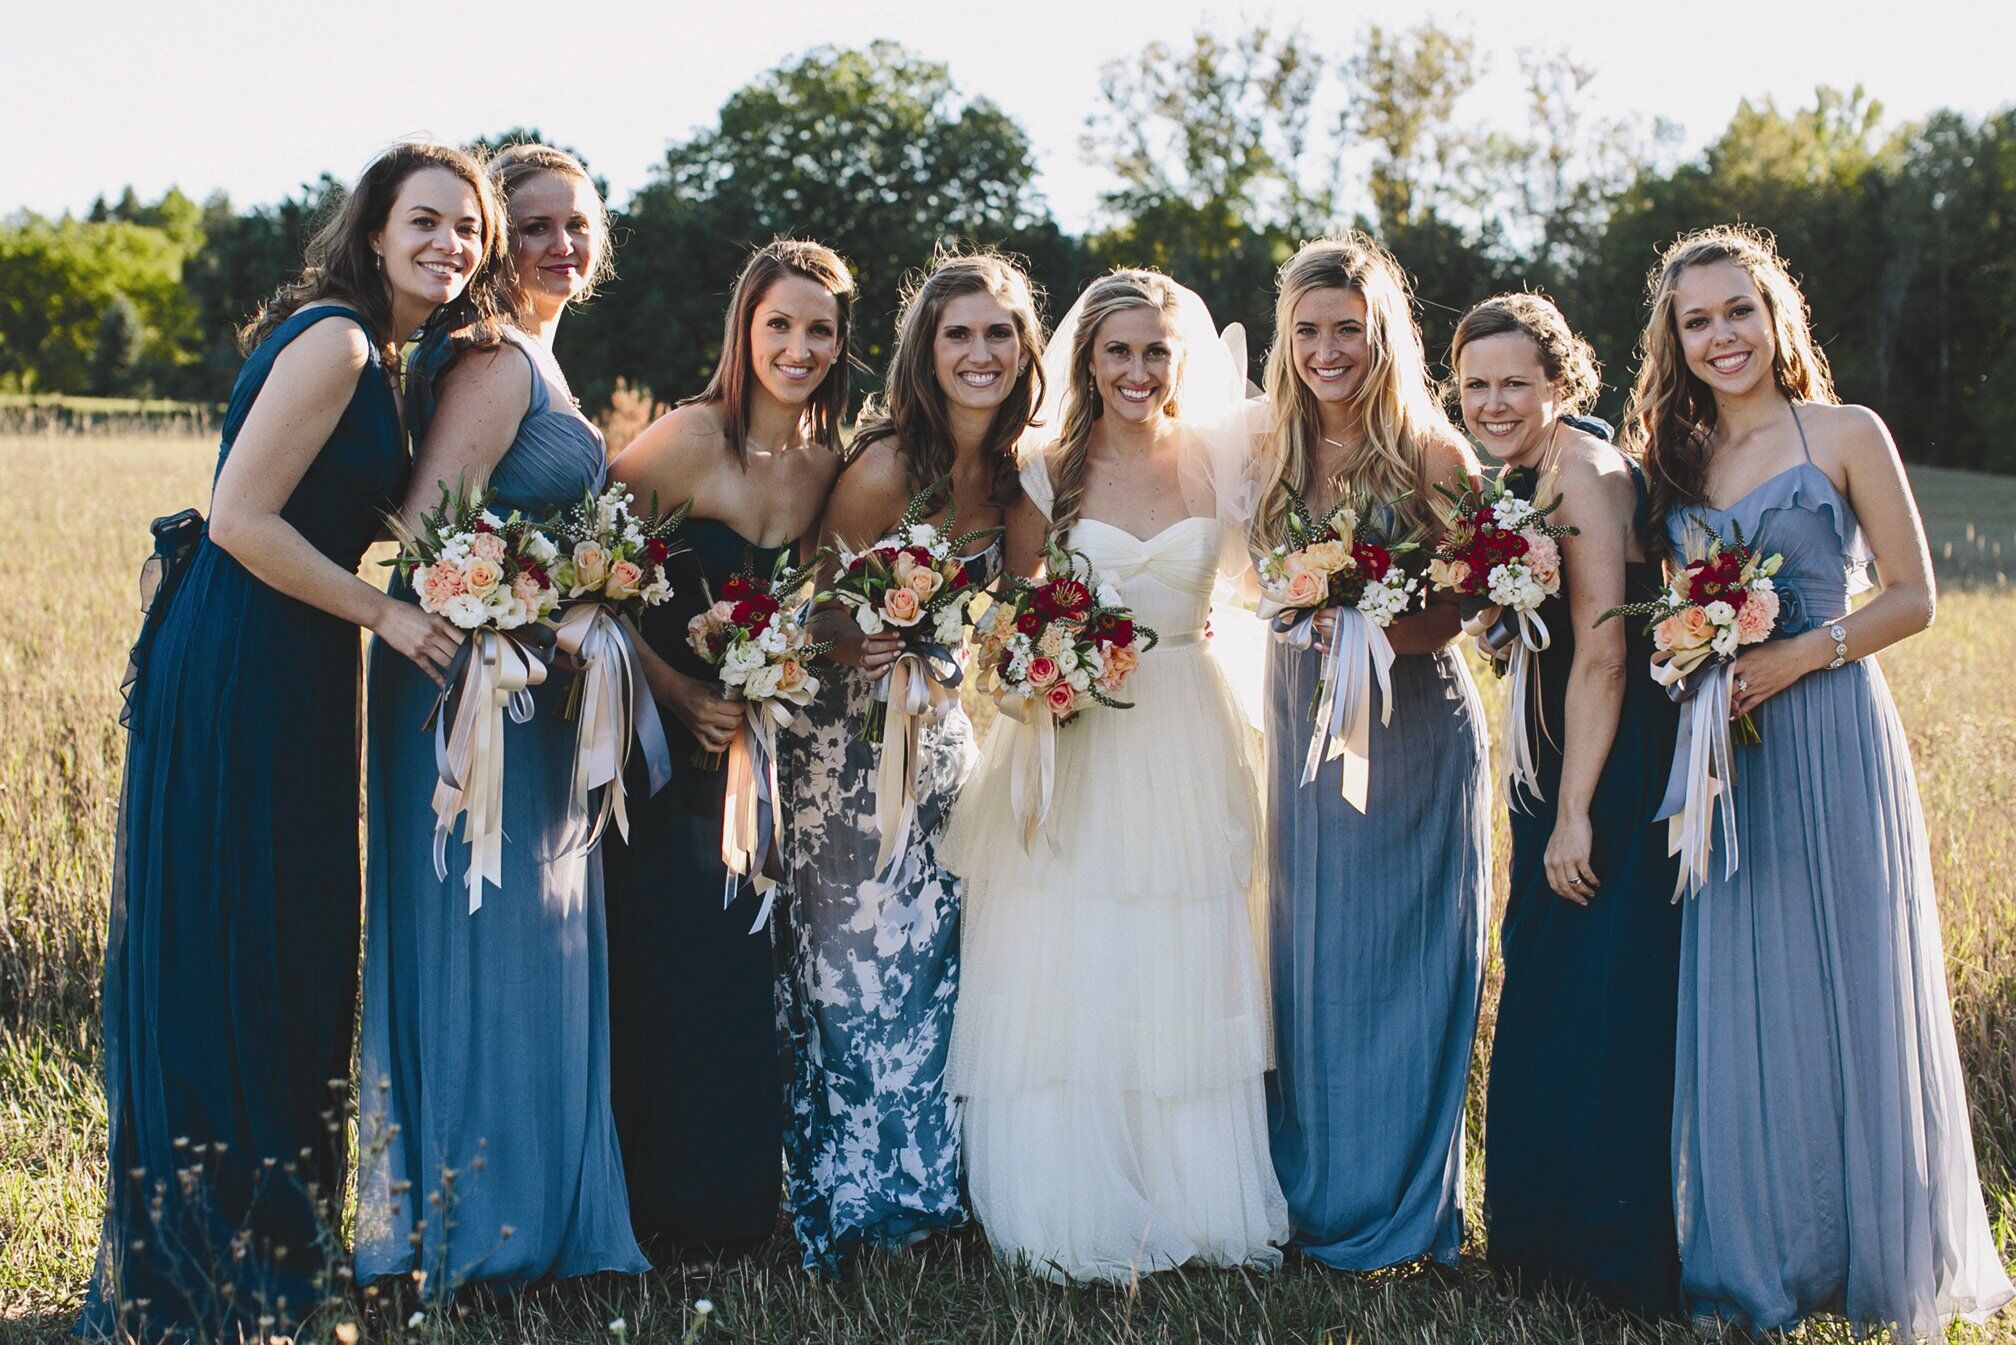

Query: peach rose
<box><xmin>571</xmin><ymin>541</ymin><xmax>610</xmax><ymax>590</ymax></box>
<box><xmin>419</xmin><ymin>563</ymin><xmax>468</xmax><ymax>612</ymax></box>
<box><xmin>1027</xmin><ymin>655</ymin><xmax>1059</xmax><ymax>688</ymax></box>
<box><xmin>904</xmin><ymin>567</ymin><xmax>944</xmax><ymax>601</ymax></box>
<box><xmin>1734</xmin><ymin>588</ymin><xmax>1778</xmax><ymax>643</ymax></box>
<box><xmin>1283</xmin><ymin>569</ymin><xmax>1326</xmax><ymax>608</ymax></box>
<box><xmin>1281</xmin><ymin>550</ymin><xmax>1312</xmax><ymax>579</ymax></box>
<box><xmin>510</xmin><ymin>571</ymin><xmax>546</xmax><ymax>607</ymax></box>
<box><xmin>1099</xmin><ymin>644</ymin><xmax>1140</xmax><ymax>688</ymax></box>
<box><xmin>469</xmin><ymin>531</ymin><xmax>508</xmax><ymax>563</ymax></box>
<box><xmin>605</xmin><ymin>559</ymin><xmax>644</xmax><ymax>601</ymax></box>
<box><xmin>883</xmin><ymin>587</ymin><xmax>923</xmax><ymax>627</ymax></box>
<box><xmin>1044</xmin><ymin>681</ymin><xmax>1078</xmax><ymax>716</ymax></box>
<box><xmin>1303</xmin><ymin>539</ymin><xmax>1350</xmax><ymax>574</ymax></box>
<box><xmin>774</xmin><ymin>659</ymin><xmax>810</xmax><ymax>697</ymax></box>
<box><xmin>1428</xmin><ymin>557</ymin><xmax>1473</xmax><ymax>591</ymax></box>
<box><xmin>462</xmin><ymin>558</ymin><xmax>504</xmax><ymax>596</ymax></box>
<box><xmin>889</xmin><ymin>552</ymin><xmax>920</xmax><ymax>585</ymax></box>
<box><xmin>1673</xmin><ymin>605</ymin><xmax>1716</xmax><ymax>648</ymax></box>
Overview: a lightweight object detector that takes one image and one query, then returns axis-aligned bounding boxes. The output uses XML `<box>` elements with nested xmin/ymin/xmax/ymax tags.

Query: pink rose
<box><xmin>1044</xmin><ymin>681</ymin><xmax>1077</xmax><ymax>716</ymax></box>
<box><xmin>462</xmin><ymin>558</ymin><xmax>503</xmax><ymax>596</ymax></box>
<box><xmin>1525</xmin><ymin>534</ymin><xmax>1561</xmax><ymax>587</ymax></box>
<box><xmin>1026</xmin><ymin>655</ymin><xmax>1059</xmax><ymax>688</ymax></box>
<box><xmin>1734</xmin><ymin>587</ymin><xmax>1778</xmax><ymax>643</ymax></box>
<box><xmin>571</xmin><ymin>541</ymin><xmax>610</xmax><ymax>591</ymax></box>
<box><xmin>510</xmin><ymin>571</ymin><xmax>546</xmax><ymax>608</ymax></box>
<box><xmin>1428</xmin><ymin>557</ymin><xmax>1473</xmax><ymax>592</ymax></box>
<box><xmin>883</xmin><ymin>587</ymin><xmax>923</xmax><ymax>627</ymax></box>
<box><xmin>774</xmin><ymin>658</ymin><xmax>810</xmax><ymax>697</ymax></box>
<box><xmin>605</xmin><ymin>559</ymin><xmax>644</xmax><ymax>601</ymax></box>
<box><xmin>419</xmin><ymin>563</ymin><xmax>467</xmax><ymax>612</ymax></box>
<box><xmin>1283</xmin><ymin>569</ymin><xmax>1326</xmax><ymax>608</ymax></box>
<box><xmin>469</xmin><ymin>531</ymin><xmax>508</xmax><ymax>563</ymax></box>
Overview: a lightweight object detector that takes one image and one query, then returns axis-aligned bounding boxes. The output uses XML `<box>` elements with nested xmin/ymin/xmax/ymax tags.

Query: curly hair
<box><xmin>1446</xmin><ymin>291</ymin><xmax>1602</xmax><ymax>415</ymax></box>
<box><xmin>489</xmin><ymin>142</ymin><xmax>615</xmax><ymax>304</ymax></box>
<box><xmin>1623</xmin><ymin>224</ymin><xmax>1837</xmax><ymax>556</ymax></box>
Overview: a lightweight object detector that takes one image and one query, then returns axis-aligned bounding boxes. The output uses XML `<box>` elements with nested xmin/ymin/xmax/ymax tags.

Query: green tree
<box><xmin>88</xmin><ymin>295</ymin><xmax>147</xmax><ymax>395</ymax></box>
<box><xmin>0</xmin><ymin>215</ymin><xmax>197</xmax><ymax>393</ymax></box>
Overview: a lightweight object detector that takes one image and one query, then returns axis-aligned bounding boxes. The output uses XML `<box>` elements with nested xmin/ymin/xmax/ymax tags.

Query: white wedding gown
<box><xmin>942</xmin><ymin>457</ymin><xmax>1289</xmax><ymax>1282</ymax></box>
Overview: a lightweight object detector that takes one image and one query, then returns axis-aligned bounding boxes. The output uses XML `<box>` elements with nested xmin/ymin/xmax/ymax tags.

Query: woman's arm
<box><xmin>1728</xmin><ymin>406</ymin><xmax>1935</xmax><ymax>719</ymax></box>
<box><xmin>207</xmin><ymin>318</ymin><xmax>461</xmax><ymax>682</ymax></box>
<box><xmin>802</xmin><ymin>441</ymin><xmax>907</xmax><ymax>678</ymax></box>
<box><xmin>1002</xmin><ymin>490</ymin><xmax>1050</xmax><ymax>581</ymax></box>
<box><xmin>1541</xmin><ymin>449</ymin><xmax>1637</xmax><ymax>903</ymax></box>
<box><xmin>391</xmin><ymin>343</ymin><xmax>531</xmax><ymax>526</ymax></box>
<box><xmin>1385</xmin><ymin>433</ymin><xmax>1480</xmax><ymax>656</ymax></box>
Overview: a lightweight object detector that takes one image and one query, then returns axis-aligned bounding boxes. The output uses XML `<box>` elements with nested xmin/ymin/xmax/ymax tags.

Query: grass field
<box><xmin>2</xmin><ymin>431</ymin><xmax>2014</xmax><ymax>1344</ymax></box>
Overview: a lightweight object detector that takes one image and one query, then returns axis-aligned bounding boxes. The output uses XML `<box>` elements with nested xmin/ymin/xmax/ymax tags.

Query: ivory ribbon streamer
<box><xmin>551</xmin><ymin>604</ymin><xmax>674</xmax><ymax>851</ymax></box>
<box><xmin>869</xmin><ymin>642</ymin><xmax>963</xmax><ymax>880</ymax></box>
<box><xmin>1265</xmin><ymin>602</ymin><xmax>1395</xmax><ymax>813</ymax></box>
<box><xmin>1498</xmin><ymin>607</ymin><xmax>1553</xmax><ymax>808</ymax></box>
<box><xmin>721</xmin><ymin>696</ymin><xmax>790</xmax><ymax>934</ymax></box>
<box><xmin>1653</xmin><ymin>659</ymin><xmax>1739</xmax><ymax>902</ymax></box>
<box><xmin>429</xmin><ymin>629</ymin><xmax>548</xmax><ymax>913</ymax></box>
<box><xmin>1000</xmin><ymin>691</ymin><xmax>1058</xmax><ymax>851</ymax></box>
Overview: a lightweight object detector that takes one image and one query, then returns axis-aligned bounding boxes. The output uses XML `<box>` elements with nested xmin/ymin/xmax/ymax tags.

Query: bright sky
<box><xmin>8</xmin><ymin>0</ymin><xmax>2010</xmax><ymax>231</ymax></box>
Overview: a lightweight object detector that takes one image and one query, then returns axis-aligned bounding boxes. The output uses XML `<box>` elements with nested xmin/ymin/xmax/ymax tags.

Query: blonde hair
<box><xmin>1252</xmin><ymin>233</ymin><xmax>1456</xmax><ymax>547</ymax></box>
<box><xmin>489</xmin><ymin>142</ymin><xmax>614</xmax><ymax>303</ymax></box>
<box><xmin>1623</xmin><ymin>224</ymin><xmax>1837</xmax><ymax>554</ymax></box>
<box><xmin>1446</xmin><ymin>292</ymin><xmax>1601</xmax><ymax>415</ymax></box>
<box><xmin>1041</xmin><ymin>269</ymin><xmax>1186</xmax><ymax>542</ymax></box>
<box><xmin>852</xmin><ymin>248</ymin><xmax>1047</xmax><ymax>508</ymax></box>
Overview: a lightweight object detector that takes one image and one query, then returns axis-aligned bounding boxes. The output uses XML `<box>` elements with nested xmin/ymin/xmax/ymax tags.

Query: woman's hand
<box><xmin>1470</xmin><ymin>604</ymin><xmax>1512</xmax><ymax>661</ymax></box>
<box><xmin>659</xmin><ymin>665</ymin><xmax>744</xmax><ymax>755</ymax></box>
<box><xmin>1310</xmin><ymin>606</ymin><xmax>1339</xmax><ymax>643</ymax></box>
<box><xmin>1545</xmin><ymin>810</ymin><xmax>1599</xmax><ymax>905</ymax></box>
<box><xmin>372</xmin><ymin>599</ymin><xmax>464</xmax><ymax>688</ymax></box>
<box><xmin>809</xmin><ymin>608</ymin><xmax>904</xmax><ymax>681</ymax></box>
<box><xmin>1727</xmin><ymin>631</ymin><xmax>1826</xmax><ymax>720</ymax></box>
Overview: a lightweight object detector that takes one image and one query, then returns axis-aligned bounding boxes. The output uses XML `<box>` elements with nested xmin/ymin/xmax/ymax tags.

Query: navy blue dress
<box><xmin>84</xmin><ymin>305</ymin><xmax>406</xmax><ymax>1341</ymax></box>
<box><xmin>1485</xmin><ymin>463</ymin><xmax>1683</xmax><ymax>1317</ymax></box>
<box><xmin>355</xmin><ymin>331</ymin><xmax>648</xmax><ymax>1290</ymax></box>
<box><xmin>602</xmin><ymin>519</ymin><xmax>788</xmax><ymax>1264</ymax></box>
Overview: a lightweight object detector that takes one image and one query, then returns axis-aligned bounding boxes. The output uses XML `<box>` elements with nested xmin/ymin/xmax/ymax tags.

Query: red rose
<box><xmin>729</xmin><ymin>599</ymin><xmax>754</xmax><ymax>627</ymax></box>
<box><xmin>473</xmin><ymin>517</ymin><xmax>496</xmax><ymax>534</ymax></box>
<box><xmin>1352</xmin><ymin>541</ymin><xmax>1391</xmax><ymax>577</ymax></box>
<box><xmin>904</xmin><ymin>545</ymin><xmax>934</xmax><ymax>566</ymax></box>
<box><xmin>749</xmin><ymin>592</ymin><xmax>781</xmax><ymax>621</ymax></box>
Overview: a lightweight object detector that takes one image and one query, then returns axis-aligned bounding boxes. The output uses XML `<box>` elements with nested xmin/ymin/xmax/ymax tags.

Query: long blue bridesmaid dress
<box><xmin>772</xmin><ymin>544</ymin><xmax>997</xmax><ymax>1271</ymax></box>
<box><xmin>354</xmin><ymin>330</ymin><xmax>647</xmax><ymax>1290</ymax></box>
<box><xmin>1264</xmin><ymin>582</ymin><xmax>1491</xmax><ymax>1269</ymax></box>
<box><xmin>1485</xmin><ymin>462</ymin><xmax>1683</xmax><ymax>1316</ymax></box>
<box><xmin>84</xmin><ymin>305</ymin><xmax>406</xmax><ymax>1341</ymax></box>
<box><xmin>1666</xmin><ymin>405</ymin><xmax>2013</xmax><ymax>1337</ymax></box>
<box><xmin>601</xmin><ymin>519</ymin><xmax>789</xmax><ymax>1265</ymax></box>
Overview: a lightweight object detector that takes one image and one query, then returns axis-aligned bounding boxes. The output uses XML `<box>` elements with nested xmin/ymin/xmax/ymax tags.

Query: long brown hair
<box><xmin>851</xmin><ymin>249</ymin><xmax>1046</xmax><ymax>508</ymax></box>
<box><xmin>1042</xmin><ymin>269</ymin><xmax>1186</xmax><ymax>543</ymax></box>
<box><xmin>685</xmin><ymin>239</ymin><xmax>857</xmax><ymax>460</ymax></box>
<box><xmin>1252</xmin><ymin>234</ymin><xmax>1456</xmax><ymax>548</ymax></box>
<box><xmin>1624</xmin><ymin>224</ymin><xmax>1837</xmax><ymax>555</ymax></box>
<box><xmin>1445</xmin><ymin>292</ymin><xmax>1602</xmax><ymax>416</ymax></box>
<box><xmin>240</xmin><ymin>141</ymin><xmax>509</xmax><ymax>365</ymax></box>
<box><xmin>490</xmin><ymin>142</ymin><xmax>615</xmax><ymax>305</ymax></box>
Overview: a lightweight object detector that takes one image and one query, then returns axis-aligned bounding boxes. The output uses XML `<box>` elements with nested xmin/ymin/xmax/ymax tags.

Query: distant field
<box><xmin>2</xmin><ymin>434</ymin><xmax>2012</xmax><ymax>1343</ymax></box>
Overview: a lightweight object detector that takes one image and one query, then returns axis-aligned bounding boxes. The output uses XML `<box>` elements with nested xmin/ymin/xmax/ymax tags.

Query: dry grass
<box><xmin>1</xmin><ymin>433</ymin><xmax>2012</xmax><ymax>1343</ymax></box>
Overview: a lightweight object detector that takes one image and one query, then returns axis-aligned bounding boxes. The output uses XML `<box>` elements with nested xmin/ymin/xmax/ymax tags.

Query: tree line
<box><xmin>3</xmin><ymin>27</ymin><xmax>2012</xmax><ymax>471</ymax></box>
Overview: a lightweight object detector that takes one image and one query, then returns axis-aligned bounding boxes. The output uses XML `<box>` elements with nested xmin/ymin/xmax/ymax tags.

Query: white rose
<box><xmin>723</xmin><ymin>642</ymin><xmax>765</xmax><ymax>676</ymax></box>
<box><xmin>1056</xmin><ymin>647</ymin><xmax>1079</xmax><ymax>673</ymax></box>
<box><xmin>743</xmin><ymin>663</ymin><xmax>784</xmax><ymax>701</ymax></box>
<box><xmin>855</xmin><ymin>604</ymin><xmax>886</xmax><ymax>636</ymax></box>
<box><xmin>1711</xmin><ymin>626</ymin><xmax>1739</xmax><ymax>659</ymax></box>
<box><xmin>1067</xmin><ymin>669</ymin><xmax>1091</xmax><ymax>691</ymax></box>
<box><xmin>522</xmin><ymin>531</ymin><xmax>558</xmax><ymax>565</ymax></box>
<box><xmin>442</xmin><ymin>593</ymin><xmax>487</xmax><ymax>629</ymax></box>
<box><xmin>757</xmin><ymin>624</ymin><xmax>789</xmax><ymax>655</ymax></box>
<box><xmin>1703</xmin><ymin>600</ymin><xmax>1736</xmax><ymax>627</ymax></box>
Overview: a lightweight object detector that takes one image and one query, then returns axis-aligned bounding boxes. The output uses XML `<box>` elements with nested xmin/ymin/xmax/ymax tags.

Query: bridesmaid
<box><xmin>1631</xmin><ymin>225</ymin><xmax>2013</xmax><ymax>1336</ymax></box>
<box><xmin>356</xmin><ymin>144</ymin><xmax>648</xmax><ymax>1292</ymax></box>
<box><xmin>777</xmin><ymin>252</ymin><xmax>1045</xmax><ymax>1271</ymax></box>
<box><xmin>1452</xmin><ymin>294</ymin><xmax>1682</xmax><ymax>1315</ymax></box>
<box><xmin>604</xmin><ymin>239</ymin><xmax>856</xmax><ymax>1268</ymax></box>
<box><xmin>1254</xmin><ymin>234</ymin><xmax>1489</xmax><ymax>1271</ymax></box>
<box><xmin>83</xmin><ymin>143</ymin><xmax>497</xmax><ymax>1341</ymax></box>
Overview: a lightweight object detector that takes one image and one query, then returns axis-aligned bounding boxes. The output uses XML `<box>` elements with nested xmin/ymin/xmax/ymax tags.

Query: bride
<box><xmin>941</xmin><ymin>268</ymin><xmax>1288</xmax><ymax>1282</ymax></box>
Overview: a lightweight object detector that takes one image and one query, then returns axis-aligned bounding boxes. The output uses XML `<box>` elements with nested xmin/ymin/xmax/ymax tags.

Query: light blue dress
<box><xmin>773</xmin><ymin>545</ymin><xmax>997</xmax><ymax>1272</ymax></box>
<box><xmin>1665</xmin><ymin>406</ymin><xmax>2012</xmax><ymax>1337</ymax></box>
<box><xmin>355</xmin><ymin>331</ymin><xmax>648</xmax><ymax>1291</ymax></box>
<box><xmin>1264</xmin><ymin>615</ymin><xmax>1490</xmax><ymax>1269</ymax></box>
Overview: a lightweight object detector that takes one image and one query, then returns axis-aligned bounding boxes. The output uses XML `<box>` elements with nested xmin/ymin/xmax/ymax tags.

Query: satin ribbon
<box><xmin>721</xmin><ymin>695</ymin><xmax>791</xmax><ymax>934</ymax></box>
<box><xmin>869</xmin><ymin>642</ymin><xmax>963</xmax><ymax>881</ymax></box>
<box><xmin>1490</xmin><ymin>607</ymin><xmax>1553</xmax><ymax>809</ymax></box>
<box><xmin>999</xmin><ymin>690</ymin><xmax>1059</xmax><ymax>852</ymax></box>
<box><xmin>1653</xmin><ymin>659</ymin><xmax>1739</xmax><ymax>902</ymax></box>
<box><xmin>551</xmin><ymin>604</ymin><xmax>674</xmax><ymax>852</ymax></box>
<box><xmin>428</xmin><ymin>629</ymin><xmax>549</xmax><ymax>913</ymax></box>
<box><xmin>1265</xmin><ymin>602</ymin><xmax>1394</xmax><ymax>813</ymax></box>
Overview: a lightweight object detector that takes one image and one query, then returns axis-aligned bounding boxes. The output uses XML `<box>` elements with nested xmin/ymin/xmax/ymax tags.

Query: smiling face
<box><xmin>1673</xmin><ymin>259</ymin><xmax>1778</xmax><ymax>399</ymax></box>
<box><xmin>1290</xmin><ymin>285</ymin><xmax>1371</xmax><ymax>406</ymax></box>
<box><xmin>748</xmin><ymin>274</ymin><xmax>842</xmax><ymax>411</ymax></box>
<box><xmin>1458</xmin><ymin>330</ymin><xmax>1560</xmax><ymax>463</ymax></box>
<box><xmin>1089</xmin><ymin>304</ymin><xmax>1180</xmax><ymax>424</ymax></box>
<box><xmin>932</xmin><ymin>290</ymin><xmax>1023</xmax><ymax>415</ymax></box>
<box><xmin>509</xmin><ymin>170</ymin><xmax>600</xmax><ymax>318</ymax></box>
<box><xmin>370</xmin><ymin>166</ymin><xmax>483</xmax><ymax>327</ymax></box>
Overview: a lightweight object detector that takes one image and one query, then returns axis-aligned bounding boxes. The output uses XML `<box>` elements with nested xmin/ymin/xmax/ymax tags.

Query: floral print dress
<box><xmin>774</xmin><ymin>544</ymin><xmax>999</xmax><ymax>1272</ymax></box>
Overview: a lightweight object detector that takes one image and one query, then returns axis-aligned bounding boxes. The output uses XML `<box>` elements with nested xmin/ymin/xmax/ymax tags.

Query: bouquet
<box><xmin>974</xmin><ymin>541</ymin><xmax>1157</xmax><ymax>845</ymax></box>
<box><xmin>821</xmin><ymin>477</ymin><xmax>999</xmax><ymax>878</ymax></box>
<box><xmin>1599</xmin><ymin>518</ymin><xmax>1785</xmax><ymax>901</ymax></box>
<box><xmin>685</xmin><ymin>554</ymin><xmax>830</xmax><ymax>929</ymax></box>
<box><xmin>389</xmin><ymin>481</ymin><xmax>562</xmax><ymax>912</ymax></box>
<box><xmin>1430</xmin><ymin>472</ymin><xmax>1578</xmax><ymax>801</ymax></box>
<box><xmin>543</xmin><ymin>484</ymin><xmax>691</xmax><ymax>848</ymax></box>
<box><xmin>1254</xmin><ymin>486</ymin><xmax>1422</xmax><ymax>812</ymax></box>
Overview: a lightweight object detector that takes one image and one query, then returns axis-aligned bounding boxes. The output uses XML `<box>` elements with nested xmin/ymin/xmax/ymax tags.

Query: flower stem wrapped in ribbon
<box><xmin>388</xmin><ymin>479</ymin><xmax>564</xmax><ymax>912</ymax></box>
<box><xmin>685</xmin><ymin>551</ymin><xmax>830</xmax><ymax>930</ymax></box>
<box><xmin>1598</xmin><ymin>516</ymin><xmax>1785</xmax><ymax>899</ymax></box>
<box><xmin>971</xmin><ymin>540</ymin><xmax>1157</xmax><ymax>848</ymax></box>
<box><xmin>1429</xmin><ymin>471</ymin><xmax>1578</xmax><ymax>805</ymax></box>
<box><xmin>1254</xmin><ymin>484</ymin><xmax>1423</xmax><ymax>812</ymax></box>
<box><xmin>544</xmin><ymin>485</ymin><xmax>690</xmax><ymax>848</ymax></box>
<box><xmin>819</xmin><ymin>475</ymin><xmax>998</xmax><ymax>878</ymax></box>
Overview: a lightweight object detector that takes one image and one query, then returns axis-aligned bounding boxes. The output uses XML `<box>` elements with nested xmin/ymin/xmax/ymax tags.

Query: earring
<box><xmin>375</xmin><ymin>254</ymin><xmax>384</xmax><ymax>273</ymax></box>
